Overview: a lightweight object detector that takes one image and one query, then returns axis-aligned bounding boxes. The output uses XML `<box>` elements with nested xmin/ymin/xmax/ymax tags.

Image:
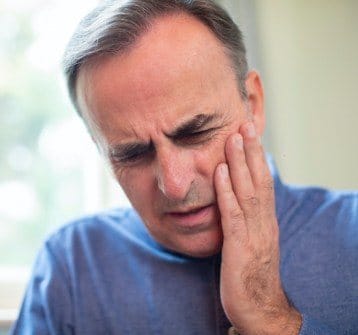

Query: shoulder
<box><xmin>280</xmin><ymin>185</ymin><xmax>357</xmax><ymax>228</ymax></box>
<box><xmin>279</xmin><ymin>185</ymin><xmax>358</xmax><ymax>252</ymax></box>
<box><xmin>47</xmin><ymin>207</ymin><xmax>133</xmax><ymax>239</ymax></box>
<box><xmin>279</xmin><ymin>187</ymin><xmax>358</xmax><ymax>328</ymax></box>
<box><xmin>41</xmin><ymin>207</ymin><xmax>145</xmax><ymax>260</ymax></box>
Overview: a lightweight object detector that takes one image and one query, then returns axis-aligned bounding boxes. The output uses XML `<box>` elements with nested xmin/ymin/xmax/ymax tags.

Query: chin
<box><xmin>172</xmin><ymin>230</ymin><xmax>224</xmax><ymax>258</ymax></box>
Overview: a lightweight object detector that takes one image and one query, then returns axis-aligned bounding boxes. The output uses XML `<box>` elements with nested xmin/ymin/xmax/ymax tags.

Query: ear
<box><xmin>245</xmin><ymin>70</ymin><xmax>265</xmax><ymax>136</ymax></box>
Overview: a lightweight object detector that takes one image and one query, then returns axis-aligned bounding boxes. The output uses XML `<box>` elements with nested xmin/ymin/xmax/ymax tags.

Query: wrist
<box><xmin>284</xmin><ymin>307</ymin><xmax>302</xmax><ymax>335</ymax></box>
<box><xmin>259</xmin><ymin>307</ymin><xmax>302</xmax><ymax>335</ymax></box>
<box><xmin>229</xmin><ymin>306</ymin><xmax>302</xmax><ymax>335</ymax></box>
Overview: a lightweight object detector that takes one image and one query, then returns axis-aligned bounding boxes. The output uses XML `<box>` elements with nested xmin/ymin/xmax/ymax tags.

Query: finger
<box><xmin>240</xmin><ymin>122</ymin><xmax>271</xmax><ymax>189</ymax></box>
<box><xmin>214</xmin><ymin>163</ymin><xmax>247</xmax><ymax>241</ymax></box>
<box><xmin>225</xmin><ymin>133</ymin><xmax>260</xmax><ymax>224</ymax></box>
<box><xmin>225</xmin><ymin>133</ymin><xmax>255</xmax><ymax>201</ymax></box>
<box><xmin>240</xmin><ymin>122</ymin><xmax>275</xmax><ymax>218</ymax></box>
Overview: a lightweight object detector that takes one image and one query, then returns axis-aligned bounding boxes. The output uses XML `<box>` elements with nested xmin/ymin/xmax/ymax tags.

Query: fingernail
<box><xmin>246</xmin><ymin>122</ymin><xmax>256</xmax><ymax>138</ymax></box>
<box><xmin>220</xmin><ymin>163</ymin><xmax>229</xmax><ymax>179</ymax></box>
<box><xmin>233</xmin><ymin>134</ymin><xmax>243</xmax><ymax>149</ymax></box>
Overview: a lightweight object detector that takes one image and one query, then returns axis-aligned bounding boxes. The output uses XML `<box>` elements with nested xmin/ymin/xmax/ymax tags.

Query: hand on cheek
<box><xmin>214</xmin><ymin>122</ymin><xmax>302</xmax><ymax>335</ymax></box>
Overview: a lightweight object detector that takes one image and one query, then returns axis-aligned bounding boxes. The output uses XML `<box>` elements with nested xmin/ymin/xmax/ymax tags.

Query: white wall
<box><xmin>222</xmin><ymin>0</ymin><xmax>358</xmax><ymax>189</ymax></box>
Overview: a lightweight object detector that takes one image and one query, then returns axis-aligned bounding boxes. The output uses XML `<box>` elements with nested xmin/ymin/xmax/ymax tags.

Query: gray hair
<box><xmin>63</xmin><ymin>0</ymin><xmax>249</xmax><ymax>115</ymax></box>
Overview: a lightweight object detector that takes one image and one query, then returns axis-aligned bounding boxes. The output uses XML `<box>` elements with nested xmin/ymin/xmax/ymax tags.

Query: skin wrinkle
<box><xmin>127</xmin><ymin>121</ymin><xmax>229</xmax><ymax>215</ymax></box>
<box><xmin>109</xmin><ymin>113</ymin><xmax>231</xmax><ymax>166</ymax></box>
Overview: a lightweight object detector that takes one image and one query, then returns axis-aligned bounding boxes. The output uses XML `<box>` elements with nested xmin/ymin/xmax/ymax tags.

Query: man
<box><xmin>11</xmin><ymin>0</ymin><xmax>357</xmax><ymax>334</ymax></box>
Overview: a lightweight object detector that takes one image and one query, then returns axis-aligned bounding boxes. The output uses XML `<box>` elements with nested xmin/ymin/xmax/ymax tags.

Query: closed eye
<box><xmin>110</xmin><ymin>142</ymin><xmax>154</xmax><ymax>165</ymax></box>
<box><xmin>174</xmin><ymin>128</ymin><xmax>217</xmax><ymax>145</ymax></box>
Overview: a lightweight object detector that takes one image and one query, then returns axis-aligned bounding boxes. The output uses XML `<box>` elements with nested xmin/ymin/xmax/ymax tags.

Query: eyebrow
<box><xmin>108</xmin><ymin>112</ymin><xmax>222</xmax><ymax>159</ymax></box>
<box><xmin>109</xmin><ymin>142</ymin><xmax>153</xmax><ymax>161</ymax></box>
<box><xmin>165</xmin><ymin>113</ymin><xmax>221</xmax><ymax>139</ymax></box>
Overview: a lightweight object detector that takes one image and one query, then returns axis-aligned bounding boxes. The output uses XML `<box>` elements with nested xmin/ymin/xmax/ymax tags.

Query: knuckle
<box><xmin>229</xmin><ymin>208</ymin><xmax>244</xmax><ymax>222</ymax></box>
<box><xmin>249</xmin><ymin>196</ymin><xmax>260</xmax><ymax>207</ymax></box>
<box><xmin>240</xmin><ymin>195</ymin><xmax>261</xmax><ymax>221</ymax></box>
<box><xmin>261</xmin><ymin>176</ymin><xmax>274</xmax><ymax>191</ymax></box>
<box><xmin>242</xmin><ymin>195</ymin><xmax>260</xmax><ymax>209</ymax></box>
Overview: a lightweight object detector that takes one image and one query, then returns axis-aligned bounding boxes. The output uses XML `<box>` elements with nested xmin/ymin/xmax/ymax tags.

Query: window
<box><xmin>0</xmin><ymin>0</ymin><xmax>130</xmax><ymax>330</ymax></box>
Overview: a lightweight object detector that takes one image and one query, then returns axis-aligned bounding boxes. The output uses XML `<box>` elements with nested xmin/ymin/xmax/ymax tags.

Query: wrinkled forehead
<box><xmin>75</xmin><ymin>13</ymin><xmax>239</xmax><ymax>140</ymax></box>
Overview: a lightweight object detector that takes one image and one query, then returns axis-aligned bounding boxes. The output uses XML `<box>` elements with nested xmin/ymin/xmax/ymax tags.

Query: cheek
<box><xmin>115</xmin><ymin>168</ymin><xmax>154</xmax><ymax>212</ymax></box>
<box><xmin>194</xmin><ymin>121</ymin><xmax>243</xmax><ymax>178</ymax></box>
<box><xmin>195</xmin><ymin>135</ymin><xmax>229</xmax><ymax>178</ymax></box>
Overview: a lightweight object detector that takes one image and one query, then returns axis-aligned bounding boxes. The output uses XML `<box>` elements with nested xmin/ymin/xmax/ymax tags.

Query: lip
<box><xmin>165</xmin><ymin>204</ymin><xmax>216</xmax><ymax>230</ymax></box>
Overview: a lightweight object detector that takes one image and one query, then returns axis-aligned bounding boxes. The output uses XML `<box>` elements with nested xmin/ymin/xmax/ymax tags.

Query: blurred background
<box><xmin>0</xmin><ymin>0</ymin><xmax>357</xmax><ymax>332</ymax></box>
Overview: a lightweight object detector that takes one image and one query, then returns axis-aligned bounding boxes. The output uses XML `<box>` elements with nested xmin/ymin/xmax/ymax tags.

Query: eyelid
<box><xmin>111</xmin><ymin>152</ymin><xmax>138</xmax><ymax>163</ymax></box>
<box><xmin>187</xmin><ymin>127</ymin><xmax>217</xmax><ymax>137</ymax></box>
<box><xmin>193</xmin><ymin>128</ymin><xmax>215</xmax><ymax>134</ymax></box>
<box><xmin>175</xmin><ymin>127</ymin><xmax>215</xmax><ymax>139</ymax></box>
<box><xmin>174</xmin><ymin>127</ymin><xmax>218</xmax><ymax>145</ymax></box>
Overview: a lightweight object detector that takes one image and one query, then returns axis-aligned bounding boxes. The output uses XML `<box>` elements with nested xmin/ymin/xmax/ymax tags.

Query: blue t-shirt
<box><xmin>11</xmin><ymin>162</ymin><xmax>358</xmax><ymax>334</ymax></box>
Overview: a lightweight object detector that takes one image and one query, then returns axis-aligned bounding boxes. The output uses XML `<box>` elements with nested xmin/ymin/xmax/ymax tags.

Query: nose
<box><xmin>155</xmin><ymin>147</ymin><xmax>195</xmax><ymax>201</ymax></box>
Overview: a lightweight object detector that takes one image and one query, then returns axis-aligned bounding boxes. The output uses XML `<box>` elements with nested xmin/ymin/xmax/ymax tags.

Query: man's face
<box><xmin>76</xmin><ymin>14</ymin><xmax>264</xmax><ymax>257</ymax></box>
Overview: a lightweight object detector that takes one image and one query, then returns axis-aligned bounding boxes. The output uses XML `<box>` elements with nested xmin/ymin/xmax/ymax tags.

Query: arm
<box><xmin>228</xmin><ymin>315</ymin><xmax>337</xmax><ymax>335</ymax></box>
<box><xmin>215</xmin><ymin>121</ymin><xmax>327</xmax><ymax>334</ymax></box>
<box><xmin>10</xmin><ymin>242</ymin><xmax>73</xmax><ymax>335</ymax></box>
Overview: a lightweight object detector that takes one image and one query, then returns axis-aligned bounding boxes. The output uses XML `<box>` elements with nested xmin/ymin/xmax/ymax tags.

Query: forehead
<box><xmin>76</xmin><ymin>13</ymin><xmax>239</xmax><ymax>141</ymax></box>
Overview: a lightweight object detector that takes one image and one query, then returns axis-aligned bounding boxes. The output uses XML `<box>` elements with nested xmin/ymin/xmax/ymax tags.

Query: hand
<box><xmin>214</xmin><ymin>122</ymin><xmax>302</xmax><ymax>335</ymax></box>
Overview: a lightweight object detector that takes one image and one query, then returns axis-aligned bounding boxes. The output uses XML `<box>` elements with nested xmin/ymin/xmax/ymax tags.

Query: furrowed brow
<box><xmin>166</xmin><ymin>113</ymin><xmax>221</xmax><ymax>139</ymax></box>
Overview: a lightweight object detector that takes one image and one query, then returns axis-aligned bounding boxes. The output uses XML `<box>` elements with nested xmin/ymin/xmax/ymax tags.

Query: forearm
<box><xmin>228</xmin><ymin>306</ymin><xmax>302</xmax><ymax>335</ymax></box>
<box><xmin>216</xmin><ymin>122</ymin><xmax>302</xmax><ymax>335</ymax></box>
<box><xmin>228</xmin><ymin>312</ymin><xmax>339</xmax><ymax>335</ymax></box>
